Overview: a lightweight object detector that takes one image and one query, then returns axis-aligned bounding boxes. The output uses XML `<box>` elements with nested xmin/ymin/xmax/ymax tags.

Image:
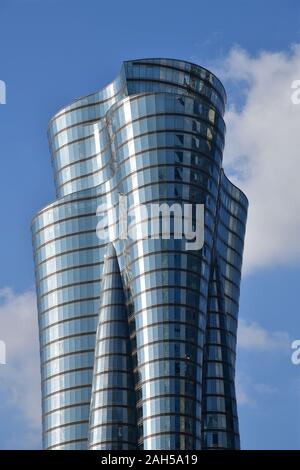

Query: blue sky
<box><xmin>0</xmin><ymin>0</ymin><xmax>300</xmax><ymax>449</ymax></box>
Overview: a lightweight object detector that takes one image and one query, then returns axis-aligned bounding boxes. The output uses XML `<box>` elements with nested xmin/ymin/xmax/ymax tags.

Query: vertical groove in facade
<box><xmin>88</xmin><ymin>244</ymin><xmax>137</xmax><ymax>449</ymax></box>
<box><xmin>31</xmin><ymin>58</ymin><xmax>248</xmax><ymax>450</ymax></box>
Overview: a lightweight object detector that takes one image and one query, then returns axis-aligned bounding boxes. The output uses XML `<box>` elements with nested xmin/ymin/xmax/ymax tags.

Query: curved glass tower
<box><xmin>31</xmin><ymin>59</ymin><xmax>248</xmax><ymax>450</ymax></box>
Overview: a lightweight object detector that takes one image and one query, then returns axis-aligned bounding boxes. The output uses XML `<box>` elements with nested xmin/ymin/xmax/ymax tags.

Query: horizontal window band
<box><xmin>32</xmin><ymin>160</ymin><xmax>247</xmax><ymax>228</ymax></box>
<box><xmin>44</xmin><ymin>401</ymin><xmax>91</xmax><ymax>417</ymax></box>
<box><xmin>88</xmin><ymin>420</ymin><xmax>136</xmax><ymax>432</ymax></box>
<box><xmin>33</xmin><ymin>200</ymin><xmax>245</xmax><ymax>261</ymax></box>
<box><xmin>41</xmin><ymin>313</ymin><xmax>98</xmax><ymax>334</ymax></box>
<box><xmin>94</xmin><ymin>336</ymin><xmax>205</xmax><ymax>352</ymax></box>
<box><xmin>90</xmin><ymin>403</ymin><xmax>136</xmax><ymax>414</ymax></box>
<box><xmin>42</xmin><ymin>330</ymin><xmax>96</xmax><ymax>349</ymax></box>
<box><xmin>48</xmin><ymin>83</ymin><xmax>124</xmax><ymax>129</ymax></box>
<box><xmin>106</xmin><ymin>89</ymin><xmax>224</xmax><ymax>129</ymax></box>
<box><xmin>44</xmin><ymin>419</ymin><xmax>89</xmax><ymax>434</ymax></box>
<box><xmin>129</xmin><ymin>321</ymin><xmax>206</xmax><ymax>343</ymax></box>
<box><xmin>53</xmin><ymin>127</ymin><xmax>223</xmax><ymax>186</ymax></box>
<box><xmin>46</xmin><ymin>438</ymin><xmax>88</xmax><ymax>450</ymax></box>
<box><xmin>133</xmin><ymin>373</ymin><xmax>203</xmax><ymax>391</ymax></box>
<box><xmin>137</xmin><ymin>411</ymin><xmax>202</xmax><ymax>427</ymax></box>
<box><xmin>125</xmin><ymin>61</ymin><xmax>226</xmax><ymax>100</ymax></box>
<box><xmin>88</xmin><ymin>440</ymin><xmax>136</xmax><ymax>449</ymax></box>
<box><xmin>37</xmin><ymin>276</ymin><xmax>210</xmax><ymax>302</ymax></box>
<box><xmin>50</xmin><ymin>59</ymin><xmax>226</xmax><ymax>127</ymax></box>
<box><xmin>50</xmin><ymin>83</ymin><xmax>224</xmax><ymax>143</ymax></box>
<box><xmin>42</xmin><ymin>365</ymin><xmax>93</xmax><ymax>384</ymax></box>
<box><xmin>42</xmin><ymin>348</ymin><xmax>96</xmax><ymax>366</ymax></box>
<box><xmin>33</xmin><ymin>181</ymin><xmax>219</xmax><ymax>240</ymax></box>
<box><xmin>38</xmin><ymin>291</ymin><xmax>240</xmax><ymax>319</ymax></box>
<box><xmin>51</xmin><ymin>111</ymin><xmax>225</xmax><ymax>156</ymax></box>
<box><xmin>138</xmin><ymin>429</ymin><xmax>201</xmax><ymax>445</ymax></box>
<box><xmin>55</xmin><ymin>149</ymin><xmax>222</xmax><ymax>196</ymax></box>
<box><xmin>37</xmin><ymin>265</ymin><xmax>241</xmax><ymax>303</ymax></box>
<box><xmin>35</xmin><ymin>246</ymin><xmax>243</xmax><ymax>288</ymax></box>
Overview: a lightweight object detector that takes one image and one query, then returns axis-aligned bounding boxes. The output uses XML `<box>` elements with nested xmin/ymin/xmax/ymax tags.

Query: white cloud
<box><xmin>235</xmin><ymin>373</ymin><xmax>255</xmax><ymax>407</ymax></box>
<box><xmin>0</xmin><ymin>288</ymin><xmax>41</xmax><ymax>448</ymax></box>
<box><xmin>211</xmin><ymin>45</ymin><xmax>300</xmax><ymax>273</ymax></box>
<box><xmin>238</xmin><ymin>318</ymin><xmax>290</xmax><ymax>353</ymax></box>
<box><xmin>236</xmin><ymin>371</ymin><xmax>278</xmax><ymax>408</ymax></box>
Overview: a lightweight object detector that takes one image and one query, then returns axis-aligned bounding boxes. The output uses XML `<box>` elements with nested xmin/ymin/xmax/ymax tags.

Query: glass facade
<box><xmin>31</xmin><ymin>58</ymin><xmax>248</xmax><ymax>450</ymax></box>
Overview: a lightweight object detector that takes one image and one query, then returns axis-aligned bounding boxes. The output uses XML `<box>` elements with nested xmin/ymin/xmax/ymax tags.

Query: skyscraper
<box><xmin>31</xmin><ymin>59</ymin><xmax>248</xmax><ymax>450</ymax></box>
